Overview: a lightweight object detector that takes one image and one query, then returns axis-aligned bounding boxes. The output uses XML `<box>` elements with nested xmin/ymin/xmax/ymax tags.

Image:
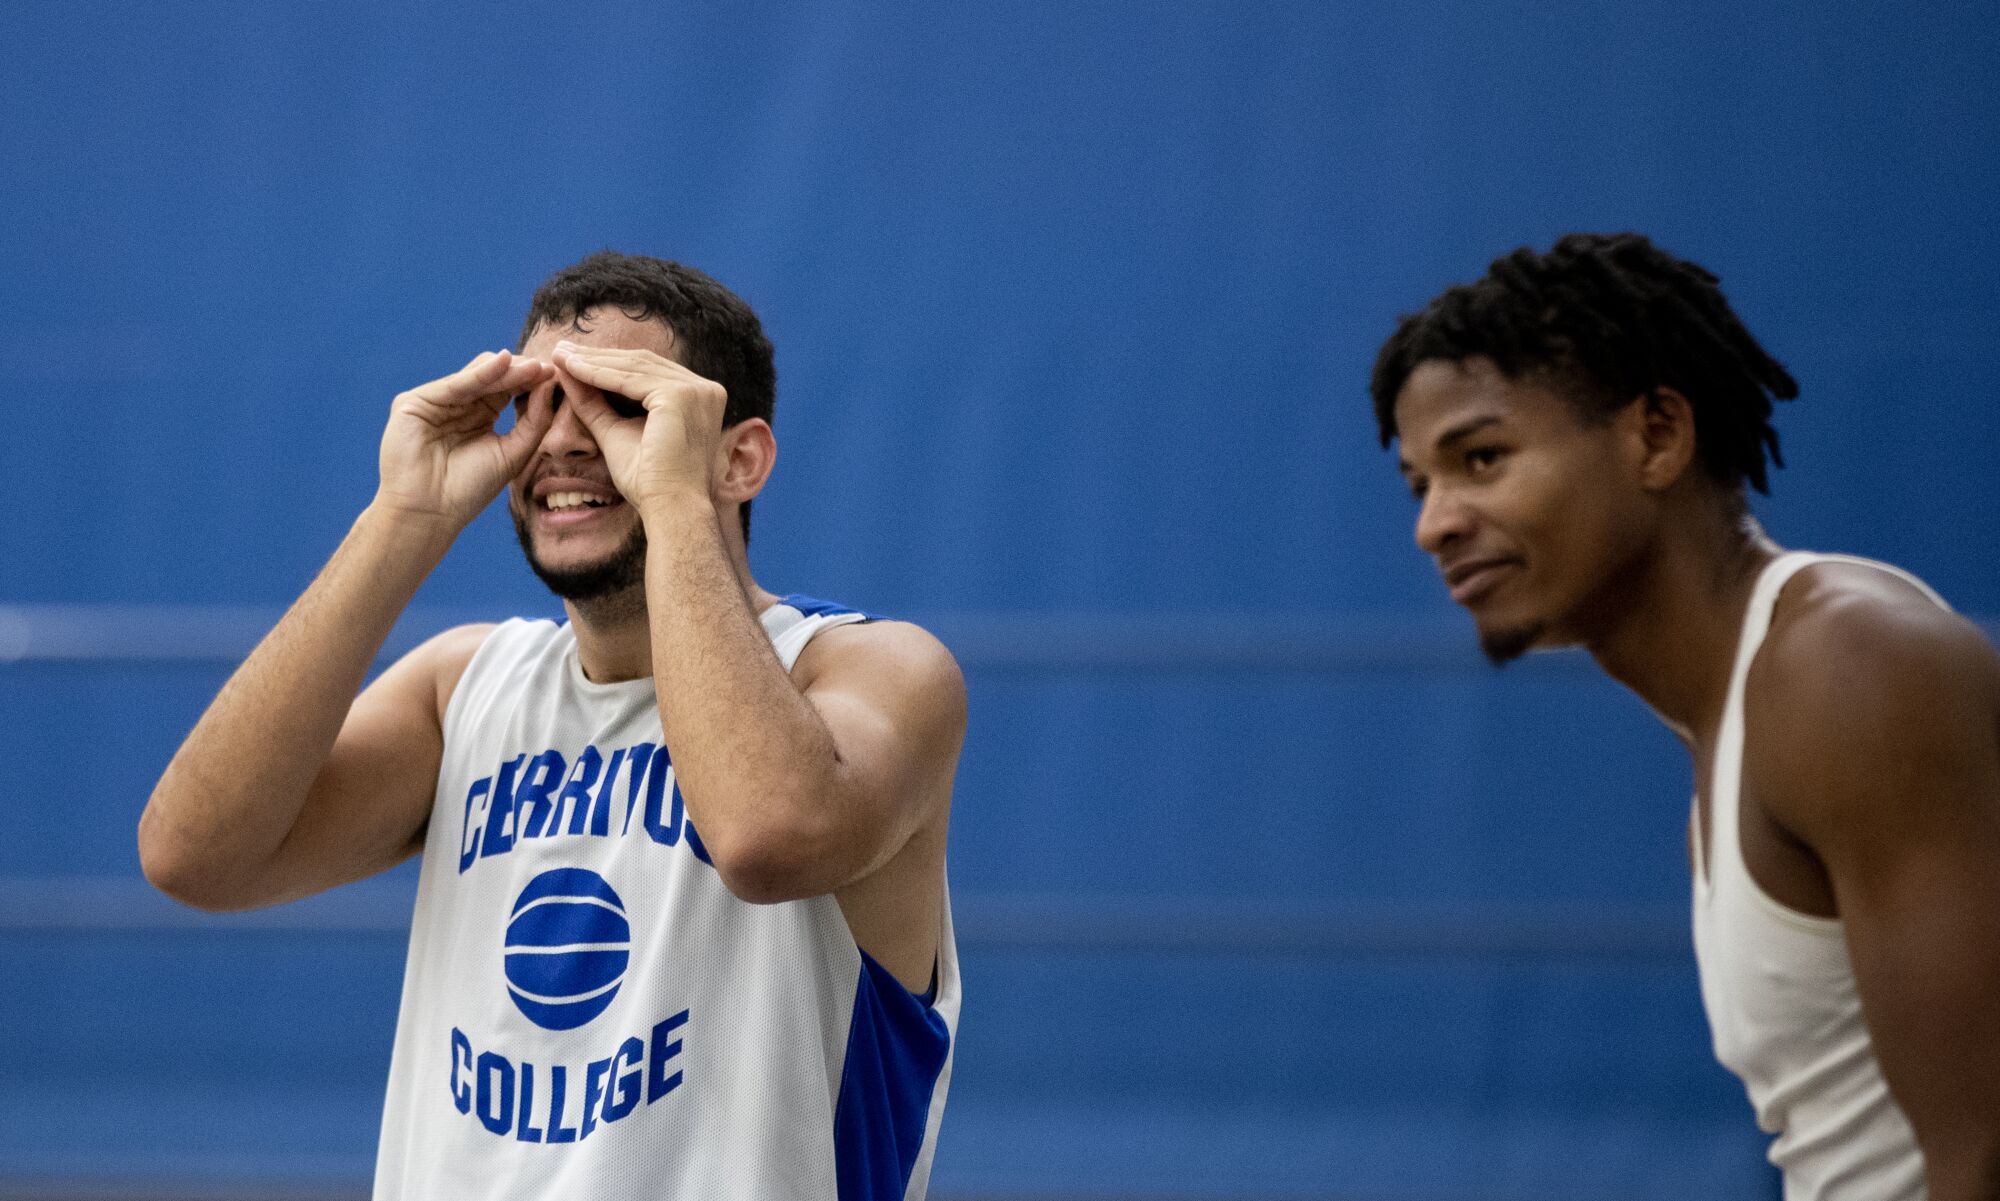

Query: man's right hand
<box><xmin>143</xmin><ymin>349</ymin><xmax>556</xmax><ymax>913</ymax></box>
<box><xmin>375</xmin><ymin>349</ymin><xmax>556</xmax><ymax>527</ymax></box>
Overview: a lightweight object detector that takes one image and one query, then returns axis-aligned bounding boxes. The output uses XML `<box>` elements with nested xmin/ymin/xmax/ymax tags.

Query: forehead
<box><xmin>1393</xmin><ymin>358</ymin><xmax>1581</xmax><ymax>463</ymax></box>
<box><xmin>521</xmin><ymin>306</ymin><xmax>677</xmax><ymax>359</ymax></box>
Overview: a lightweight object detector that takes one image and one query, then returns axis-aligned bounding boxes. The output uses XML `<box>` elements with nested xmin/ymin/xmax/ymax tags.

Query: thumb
<box><xmin>563</xmin><ymin>382</ymin><xmax>629</xmax><ymax>444</ymax></box>
<box><xmin>495</xmin><ymin>386</ymin><xmax>555</xmax><ymax>471</ymax></box>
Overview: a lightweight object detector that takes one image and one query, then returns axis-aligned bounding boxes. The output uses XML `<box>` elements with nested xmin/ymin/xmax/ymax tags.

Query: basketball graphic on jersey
<box><xmin>504</xmin><ymin>868</ymin><xmax>632</xmax><ymax>1031</ymax></box>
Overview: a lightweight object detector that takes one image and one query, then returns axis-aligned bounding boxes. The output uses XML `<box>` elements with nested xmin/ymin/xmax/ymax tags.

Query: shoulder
<box><xmin>1746</xmin><ymin>560</ymin><xmax>2000</xmax><ymax>837</ymax></box>
<box><xmin>794</xmin><ymin>618</ymin><xmax>967</xmax><ymax>718</ymax></box>
<box><xmin>415</xmin><ymin>621</ymin><xmax>507</xmax><ymax>662</ymax></box>
<box><xmin>387</xmin><ymin>622</ymin><xmax>506</xmax><ymax>723</ymax></box>
<box><xmin>1754</xmin><ymin>560</ymin><xmax>1995</xmax><ymax>716</ymax></box>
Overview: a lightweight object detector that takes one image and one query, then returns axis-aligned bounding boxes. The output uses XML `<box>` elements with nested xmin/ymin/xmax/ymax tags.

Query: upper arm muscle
<box><xmin>258</xmin><ymin>623</ymin><xmax>493</xmax><ymax>905</ymax></box>
<box><xmin>1750</xmin><ymin>584</ymin><xmax>2000</xmax><ymax>1176</ymax></box>
<box><xmin>796</xmin><ymin>620</ymin><xmax>967</xmax><ymax>880</ymax></box>
<box><xmin>792</xmin><ymin>619</ymin><xmax>965</xmax><ymax>987</ymax></box>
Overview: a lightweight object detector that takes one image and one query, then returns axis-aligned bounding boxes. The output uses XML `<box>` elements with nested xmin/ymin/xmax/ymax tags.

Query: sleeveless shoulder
<box><xmin>440</xmin><ymin>618</ymin><xmax>567</xmax><ymax>746</ymax></box>
<box><xmin>761</xmin><ymin>593</ymin><xmax>873</xmax><ymax>673</ymax></box>
<box><xmin>1692</xmin><ymin>550</ymin><xmax>1931</xmax><ymax>1200</ymax></box>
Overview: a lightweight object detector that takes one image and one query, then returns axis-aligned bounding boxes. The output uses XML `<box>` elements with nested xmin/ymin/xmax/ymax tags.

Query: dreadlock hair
<box><xmin>1370</xmin><ymin>233</ymin><xmax>1799</xmax><ymax>494</ymax></box>
<box><xmin>519</xmin><ymin>251</ymin><xmax>776</xmax><ymax>541</ymax></box>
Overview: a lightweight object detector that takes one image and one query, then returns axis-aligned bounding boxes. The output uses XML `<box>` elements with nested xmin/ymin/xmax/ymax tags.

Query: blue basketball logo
<box><xmin>504</xmin><ymin>868</ymin><xmax>632</xmax><ymax>1031</ymax></box>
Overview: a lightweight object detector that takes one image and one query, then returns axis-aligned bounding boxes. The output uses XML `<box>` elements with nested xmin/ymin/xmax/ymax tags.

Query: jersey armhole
<box><xmin>436</xmin><ymin>620</ymin><xmax>534</xmax><ymax>746</ymax></box>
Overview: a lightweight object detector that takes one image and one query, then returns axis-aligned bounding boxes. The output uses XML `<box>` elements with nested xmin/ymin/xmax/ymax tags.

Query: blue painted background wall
<box><xmin>3</xmin><ymin>2</ymin><xmax>1995</xmax><ymax>1198</ymax></box>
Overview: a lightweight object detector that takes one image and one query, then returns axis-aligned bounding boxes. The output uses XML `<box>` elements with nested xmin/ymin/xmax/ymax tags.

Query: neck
<box><xmin>562</xmin><ymin>541</ymin><xmax>777</xmax><ymax>684</ymax></box>
<box><xmin>1585</xmin><ymin>503</ymin><xmax>1779</xmax><ymax>744</ymax></box>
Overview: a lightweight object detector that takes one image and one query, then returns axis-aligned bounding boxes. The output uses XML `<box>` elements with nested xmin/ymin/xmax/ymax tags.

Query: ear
<box><xmin>715</xmin><ymin>418</ymin><xmax>776</xmax><ymax>507</ymax></box>
<box><xmin>1624</xmin><ymin>386</ymin><xmax>1699</xmax><ymax>492</ymax></box>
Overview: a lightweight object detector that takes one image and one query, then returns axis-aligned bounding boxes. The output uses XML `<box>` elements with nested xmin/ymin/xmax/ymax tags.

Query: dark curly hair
<box><xmin>520</xmin><ymin>251</ymin><xmax>776</xmax><ymax>539</ymax></box>
<box><xmin>1370</xmin><ymin>233</ymin><xmax>1798</xmax><ymax>493</ymax></box>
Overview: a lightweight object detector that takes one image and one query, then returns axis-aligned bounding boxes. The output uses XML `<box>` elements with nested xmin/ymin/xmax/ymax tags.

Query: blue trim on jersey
<box><xmin>831</xmin><ymin>951</ymin><xmax>950</xmax><ymax>1201</ymax></box>
<box><xmin>779</xmin><ymin>593</ymin><xmax>871</xmax><ymax>620</ymax></box>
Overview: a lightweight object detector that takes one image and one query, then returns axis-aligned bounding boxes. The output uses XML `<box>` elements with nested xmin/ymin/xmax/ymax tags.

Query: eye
<box><xmin>1405</xmin><ymin>476</ymin><xmax>1429</xmax><ymax>502</ymax></box>
<box><xmin>1466</xmin><ymin>446</ymin><xmax>1506</xmax><ymax>473</ymax></box>
<box><xmin>605</xmin><ymin>390</ymin><xmax>646</xmax><ymax>420</ymax></box>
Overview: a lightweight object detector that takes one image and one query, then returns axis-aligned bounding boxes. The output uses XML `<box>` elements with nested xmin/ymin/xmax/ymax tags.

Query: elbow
<box><xmin>138</xmin><ymin>842</ymin><xmax>219</xmax><ymax>910</ymax></box>
<box><xmin>703</xmin><ymin>814</ymin><xmax>837</xmax><ymax>905</ymax></box>
<box><xmin>139</xmin><ymin>842</ymin><xmax>235</xmax><ymax>912</ymax></box>
<box><xmin>137</xmin><ymin>809</ymin><xmax>251</xmax><ymax>912</ymax></box>
<box><xmin>137</xmin><ymin>808</ymin><xmax>194</xmax><ymax>902</ymax></box>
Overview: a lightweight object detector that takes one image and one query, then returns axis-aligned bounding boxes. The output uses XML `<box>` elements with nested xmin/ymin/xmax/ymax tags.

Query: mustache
<box><xmin>519</xmin><ymin>464</ymin><xmax>621</xmax><ymax>495</ymax></box>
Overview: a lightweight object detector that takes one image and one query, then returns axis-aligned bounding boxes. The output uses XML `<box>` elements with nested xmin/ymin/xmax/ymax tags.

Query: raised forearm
<box><xmin>639</xmin><ymin>494</ymin><xmax>847</xmax><ymax>890</ymax></box>
<box><xmin>140</xmin><ymin>504</ymin><xmax>453</xmax><ymax>901</ymax></box>
<box><xmin>555</xmin><ymin>340</ymin><xmax>880</xmax><ymax>898</ymax></box>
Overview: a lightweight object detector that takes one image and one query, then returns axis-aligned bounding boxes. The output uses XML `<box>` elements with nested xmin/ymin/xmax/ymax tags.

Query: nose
<box><xmin>536</xmin><ymin>384</ymin><xmax>601</xmax><ymax>460</ymax></box>
<box><xmin>1414</xmin><ymin>484</ymin><xmax>1474</xmax><ymax>555</ymax></box>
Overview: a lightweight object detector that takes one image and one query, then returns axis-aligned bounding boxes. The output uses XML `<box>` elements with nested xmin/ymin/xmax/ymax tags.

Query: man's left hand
<box><xmin>550</xmin><ymin>340</ymin><xmax>730</xmax><ymax>509</ymax></box>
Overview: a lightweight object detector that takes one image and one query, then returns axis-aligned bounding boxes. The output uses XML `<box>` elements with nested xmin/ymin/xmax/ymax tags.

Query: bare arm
<box><xmin>641</xmin><ymin>499</ymin><xmax>965</xmax><ymax>902</ymax></box>
<box><xmin>1754</xmin><ymin>586</ymin><xmax>2000</xmax><ymax>1201</ymax></box>
<box><xmin>139</xmin><ymin>350</ymin><xmax>555</xmax><ymax>910</ymax></box>
<box><xmin>141</xmin><ymin>509</ymin><xmax>462</xmax><ymax>909</ymax></box>
<box><xmin>551</xmin><ymin>342</ymin><xmax>966</xmax><ymax>906</ymax></box>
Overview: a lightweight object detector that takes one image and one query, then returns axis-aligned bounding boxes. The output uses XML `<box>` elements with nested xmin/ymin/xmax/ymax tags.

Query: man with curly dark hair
<box><xmin>141</xmin><ymin>251</ymin><xmax>965</xmax><ymax>1201</ymax></box>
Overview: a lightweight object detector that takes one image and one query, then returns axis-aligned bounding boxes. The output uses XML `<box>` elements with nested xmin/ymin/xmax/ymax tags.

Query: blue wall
<box><xmin>3</xmin><ymin>2</ymin><xmax>1996</xmax><ymax>1197</ymax></box>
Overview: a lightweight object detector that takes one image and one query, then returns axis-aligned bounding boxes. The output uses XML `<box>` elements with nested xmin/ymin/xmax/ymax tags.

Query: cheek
<box><xmin>1502</xmin><ymin>458</ymin><xmax>1627</xmax><ymax>567</ymax></box>
<box><xmin>1537</xmin><ymin>487</ymin><xmax>1649</xmax><ymax>600</ymax></box>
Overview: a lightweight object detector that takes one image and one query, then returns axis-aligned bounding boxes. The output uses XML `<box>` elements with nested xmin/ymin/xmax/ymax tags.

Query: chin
<box><xmin>1475</xmin><ymin>619</ymin><xmax>1546</xmax><ymax>666</ymax></box>
<box><xmin>511</xmin><ymin>507</ymin><xmax>648</xmax><ymax>604</ymax></box>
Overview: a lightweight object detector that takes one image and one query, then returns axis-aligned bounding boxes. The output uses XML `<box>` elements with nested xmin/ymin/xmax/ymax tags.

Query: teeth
<box><xmin>543</xmin><ymin>491</ymin><xmax>607</xmax><ymax>512</ymax></box>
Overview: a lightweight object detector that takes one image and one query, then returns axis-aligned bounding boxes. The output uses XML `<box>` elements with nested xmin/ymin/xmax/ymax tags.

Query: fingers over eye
<box><xmin>510</xmin><ymin>384</ymin><xmax>556</xmax><ymax>433</ymax></box>
<box><xmin>557</xmin><ymin>357</ymin><xmax>649</xmax><ymax>401</ymax></box>
<box><xmin>554</xmin><ymin>342</ymin><xmax>680</xmax><ymax>377</ymax></box>
<box><xmin>437</xmin><ymin>352</ymin><xmax>544</xmax><ymax>402</ymax></box>
<box><xmin>495</xmin><ymin>356</ymin><xmax>554</xmax><ymax>388</ymax></box>
<box><xmin>561</xmin><ymin>387</ymin><xmax>640</xmax><ymax>442</ymax></box>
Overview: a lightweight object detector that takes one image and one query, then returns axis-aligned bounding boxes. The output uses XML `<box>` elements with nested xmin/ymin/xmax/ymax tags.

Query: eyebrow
<box><xmin>1398</xmin><ymin>413</ymin><xmax>1504</xmax><ymax>477</ymax></box>
<box><xmin>1432</xmin><ymin>414</ymin><xmax>1503</xmax><ymax>451</ymax></box>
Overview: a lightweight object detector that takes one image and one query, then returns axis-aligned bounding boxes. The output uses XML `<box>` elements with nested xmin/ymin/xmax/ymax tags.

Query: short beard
<box><xmin>512</xmin><ymin>507</ymin><xmax>648</xmax><ymax>615</ymax></box>
<box><xmin>1478</xmin><ymin>621</ymin><xmax>1543</xmax><ymax>666</ymax></box>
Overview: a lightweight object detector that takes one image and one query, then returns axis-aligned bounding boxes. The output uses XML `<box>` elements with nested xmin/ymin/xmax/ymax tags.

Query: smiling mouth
<box><xmin>542</xmin><ymin>491</ymin><xmax>616</xmax><ymax>513</ymax></box>
<box><xmin>531</xmin><ymin>489</ymin><xmax>627</xmax><ymax>530</ymax></box>
<box><xmin>1445</xmin><ymin>561</ymin><xmax>1515</xmax><ymax>605</ymax></box>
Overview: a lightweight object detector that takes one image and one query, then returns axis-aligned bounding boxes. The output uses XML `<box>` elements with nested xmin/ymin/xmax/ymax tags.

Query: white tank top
<box><xmin>1692</xmin><ymin>552</ymin><xmax>1945</xmax><ymax>1200</ymax></box>
<box><xmin>373</xmin><ymin>596</ymin><xmax>960</xmax><ymax>1201</ymax></box>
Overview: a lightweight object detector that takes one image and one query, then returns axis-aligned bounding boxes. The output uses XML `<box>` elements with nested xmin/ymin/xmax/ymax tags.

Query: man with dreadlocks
<box><xmin>1373</xmin><ymin>233</ymin><xmax>2000</xmax><ymax>1200</ymax></box>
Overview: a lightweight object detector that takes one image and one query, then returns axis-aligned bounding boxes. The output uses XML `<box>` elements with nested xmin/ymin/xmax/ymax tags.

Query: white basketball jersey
<box><xmin>1693</xmin><ymin>553</ymin><xmax>1941</xmax><ymax>1200</ymax></box>
<box><xmin>374</xmin><ymin>596</ymin><xmax>960</xmax><ymax>1201</ymax></box>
